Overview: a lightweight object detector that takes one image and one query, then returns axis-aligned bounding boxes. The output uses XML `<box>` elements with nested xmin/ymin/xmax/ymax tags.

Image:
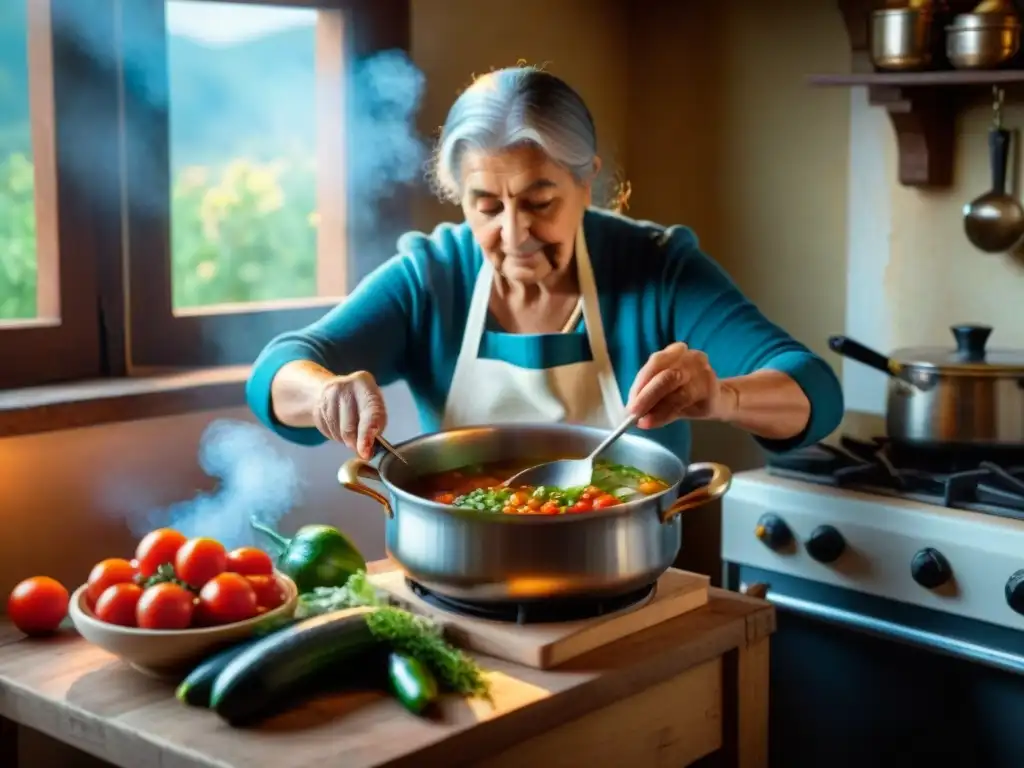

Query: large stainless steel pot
<box><xmin>829</xmin><ymin>324</ymin><xmax>1024</xmax><ymax>448</ymax></box>
<box><xmin>338</xmin><ymin>423</ymin><xmax>732</xmax><ymax>602</ymax></box>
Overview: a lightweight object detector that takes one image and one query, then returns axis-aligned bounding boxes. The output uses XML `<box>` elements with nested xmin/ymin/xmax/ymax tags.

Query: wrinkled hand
<box><xmin>312</xmin><ymin>371</ymin><xmax>387</xmax><ymax>459</ymax></box>
<box><xmin>627</xmin><ymin>343</ymin><xmax>735</xmax><ymax>429</ymax></box>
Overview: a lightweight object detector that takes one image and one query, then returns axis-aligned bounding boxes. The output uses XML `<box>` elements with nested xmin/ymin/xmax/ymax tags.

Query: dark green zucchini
<box><xmin>388</xmin><ymin>651</ymin><xmax>439</xmax><ymax>715</ymax></box>
<box><xmin>210</xmin><ymin>606</ymin><xmax>382</xmax><ymax>725</ymax></box>
<box><xmin>175</xmin><ymin>618</ymin><xmax>297</xmax><ymax>708</ymax></box>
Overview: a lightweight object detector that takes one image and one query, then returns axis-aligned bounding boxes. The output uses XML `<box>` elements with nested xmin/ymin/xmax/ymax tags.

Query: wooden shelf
<box><xmin>808</xmin><ymin>69</ymin><xmax>1024</xmax><ymax>87</ymax></box>
<box><xmin>818</xmin><ymin>0</ymin><xmax>1024</xmax><ymax>187</ymax></box>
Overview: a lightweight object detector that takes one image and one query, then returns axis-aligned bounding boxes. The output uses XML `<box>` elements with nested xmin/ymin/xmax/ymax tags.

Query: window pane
<box><xmin>166</xmin><ymin>1</ymin><xmax>343</xmax><ymax>313</ymax></box>
<box><xmin>0</xmin><ymin>0</ymin><xmax>39</xmax><ymax>323</ymax></box>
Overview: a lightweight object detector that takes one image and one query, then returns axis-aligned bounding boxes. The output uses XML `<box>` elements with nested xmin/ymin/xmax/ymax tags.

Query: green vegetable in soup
<box><xmin>440</xmin><ymin>460</ymin><xmax>669</xmax><ymax>516</ymax></box>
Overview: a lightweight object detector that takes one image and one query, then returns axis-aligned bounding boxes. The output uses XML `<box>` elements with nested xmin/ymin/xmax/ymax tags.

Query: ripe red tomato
<box><xmin>197</xmin><ymin>573</ymin><xmax>259</xmax><ymax>625</ymax></box>
<box><xmin>245</xmin><ymin>574</ymin><xmax>286</xmax><ymax>611</ymax></box>
<box><xmin>94</xmin><ymin>583</ymin><xmax>143</xmax><ymax>627</ymax></box>
<box><xmin>174</xmin><ymin>538</ymin><xmax>227</xmax><ymax>588</ymax></box>
<box><xmin>136</xmin><ymin>583</ymin><xmax>194</xmax><ymax>630</ymax></box>
<box><xmin>7</xmin><ymin>576</ymin><xmax>69</xmax><ymax>636</ymax></box>
<box><xmin>86</xmin><ymin>558</ymin><xmax>138</xmax><ymax>605</ymax></box>
<box><xmin>225</xmin><ymin>547</ymin><xmax>274</xmax><ymax>576</ymax></box>
<box><xmin>134</xmin><ymin>529</ymin><xmax>187</xmax><ymax>578</ymax></box>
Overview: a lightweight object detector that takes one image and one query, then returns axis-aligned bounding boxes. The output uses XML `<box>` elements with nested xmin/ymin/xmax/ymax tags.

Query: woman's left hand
<box><xmin>626</xmin><ymin>342</ymin><xmax>737</xmax><ymax>429</ymax></box>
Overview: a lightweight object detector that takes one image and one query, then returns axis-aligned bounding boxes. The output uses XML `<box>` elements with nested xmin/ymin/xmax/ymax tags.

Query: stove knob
<box><xmin>805</xmin><ymin>525</ymin><xmax>845</xmax><ymax>564</ymax></box>
<box><xmin>755</xmin><ymin>514</ymin><xmax>793</xmax><ymax>550</ymax></box>
<box><xmin>1005</xmin><ymin>570</ymin><xmax>1024</xmax><ymax>616</ymax></box>
<box><xmin>910</xmin><ymin>548</ymin><xmax>952</xmax><ymax>589</ymax></box>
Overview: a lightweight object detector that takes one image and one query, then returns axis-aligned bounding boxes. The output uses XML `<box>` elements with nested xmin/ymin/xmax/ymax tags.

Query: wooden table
<box><xmin>0</xmin><ymin>561</ymin><xmax>774</xmax><ymax>768</ymax></box>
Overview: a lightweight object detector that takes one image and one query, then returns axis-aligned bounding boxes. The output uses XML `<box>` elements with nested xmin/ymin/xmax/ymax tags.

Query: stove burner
<box><xmin>766</xmin><ymin>435</ymin><xmax>1024</xmax><ymax>520</ymax></box>
<box><xmin>406</xmin><ymin>579</ymin><xmax>657</xmax><ymax>625</ymax></box>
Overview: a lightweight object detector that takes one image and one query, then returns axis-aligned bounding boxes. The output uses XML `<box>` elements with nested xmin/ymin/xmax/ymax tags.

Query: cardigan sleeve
<box><xmin>659</xmin><ymin>226</ymin><xmax>844</xmax><ymax>452</ymax></box>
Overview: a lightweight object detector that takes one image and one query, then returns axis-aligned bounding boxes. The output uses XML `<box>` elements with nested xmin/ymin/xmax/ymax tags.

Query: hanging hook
<box><xmin>993</xmin><ymin>85</ymin><xmax>1005</xmax><ymax>128</ymax></box>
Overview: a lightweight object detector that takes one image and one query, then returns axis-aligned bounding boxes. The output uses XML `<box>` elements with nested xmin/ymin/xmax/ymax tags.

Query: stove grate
<box><xmin>405</xmin><ymin>579</ymin><xmax>656</xmax><ymax>625</ymax></box>
<box><xmin>766</xmin><ymin>436</ymin><xmax>1024</xmax><ymax>519</ymax></box>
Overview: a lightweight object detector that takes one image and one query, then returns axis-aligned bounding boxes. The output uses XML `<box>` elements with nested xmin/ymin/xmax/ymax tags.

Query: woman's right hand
<box><xmin>312</xmin><ymin>371</ymin><xmax>387</xmax><ymax>460</ymax></box>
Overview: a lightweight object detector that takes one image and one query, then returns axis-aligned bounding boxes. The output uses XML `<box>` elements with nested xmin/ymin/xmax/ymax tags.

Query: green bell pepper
<box><xmin>250</xmin><ymin>517</ymin><xmax>366</xmax><ymax>593</ymax></box>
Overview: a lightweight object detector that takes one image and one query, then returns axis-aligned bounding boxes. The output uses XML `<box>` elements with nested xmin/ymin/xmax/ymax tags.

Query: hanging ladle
<box><xmin>964</xmin><ymin>86</ymin><xmax>1024</xmax><ymax>254</ymax></box>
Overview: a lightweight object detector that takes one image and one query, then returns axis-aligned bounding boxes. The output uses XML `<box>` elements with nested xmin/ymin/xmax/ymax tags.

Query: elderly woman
<box><xmin>246</xmin><ymin>66</ymin><xmax>844</xmax><ymax>462</ymax></box>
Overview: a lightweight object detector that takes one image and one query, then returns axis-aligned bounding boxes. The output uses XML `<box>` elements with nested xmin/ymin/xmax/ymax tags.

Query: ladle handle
<box><xmin>990</xmin><ymin>127</ymin><xmax>1010</xmax><ymax>196</ymax></box>
<box><xmin>588</xmin><ymin>413</ymin><xmax>640</xmax><ymax>462</ymax></box>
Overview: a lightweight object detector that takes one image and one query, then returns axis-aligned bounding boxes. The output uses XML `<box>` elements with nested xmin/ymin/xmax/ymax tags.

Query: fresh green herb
<box><xmin>294</xmin><ymin>572</ymin><xmax>387</xmax><ymax>618</ymax></box>
<box><xmin>365</xmin><ymin>606</ymin><xmax>490</xmax><ymax>699</ymax></box>
<box><xmin>136</xmin><ymin>563</ymin><xmax>194</xmax><ymax>592</ymax></box>
<box><xmin>295</xmin><ymin>572</ymin><xmax>491</xmax><ymax>699</ymax></box>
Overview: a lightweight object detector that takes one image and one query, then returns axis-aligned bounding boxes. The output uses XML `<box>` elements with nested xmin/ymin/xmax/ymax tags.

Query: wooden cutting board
<box><xmin>371</xmin><ymin>567</ymin><xmax>710</xmax><ymax>670</ymax></box>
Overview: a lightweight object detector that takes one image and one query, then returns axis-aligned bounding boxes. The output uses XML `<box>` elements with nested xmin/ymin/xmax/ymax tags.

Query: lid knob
<box><xmin>951</xmin><ymin>324</ymin><xmax>992</xmax><ymax>362</ymax></box>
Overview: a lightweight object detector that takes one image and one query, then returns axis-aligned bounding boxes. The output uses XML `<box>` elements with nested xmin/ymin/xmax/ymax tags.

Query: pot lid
<box><xmin>949</xmin><ymin>12</ymin><xmax>1021</xmax><ymax>31</ymax></box>
<box><xmin>891</xmin><ymin>325</ymin><xmax>1024</xmax><ymax>375</ymax></box>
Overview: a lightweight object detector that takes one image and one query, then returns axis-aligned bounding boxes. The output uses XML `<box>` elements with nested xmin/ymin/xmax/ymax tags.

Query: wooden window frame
<box><xmin>0</xmin><ymin>0</ymin><xmax>413</xmax><ymax>431</ymax></box>
<box><xmin>0</xmin><ymin>0</ymin><xmax>119</xmax><ymax>389</ymax></box>
<box><xmin>124</xmin><ymin>0</ymin><xmax>413</xmax><ymax>368</ymax></box>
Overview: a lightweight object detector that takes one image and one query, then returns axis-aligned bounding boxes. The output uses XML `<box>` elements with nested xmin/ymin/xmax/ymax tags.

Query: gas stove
<box><xmin>722</xmin><ymin>438</ymin><xmax>1024</xmax><ymax>766</ymax></box>
<box><xmin>722</xmin><ymin>440</ymin><xmax>1024</xmax><ymax>630</ymax></box>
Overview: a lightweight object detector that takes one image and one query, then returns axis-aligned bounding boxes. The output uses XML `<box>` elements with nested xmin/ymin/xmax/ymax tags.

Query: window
<box><xmin>0</xmin><ymin>0</ymin><xmax>412</xmax><ymax>391</ymax></box>
<box><xmin>0</xmin><ymin>0</ymin><xmax>104</xmax><ymax>389</ymax></box>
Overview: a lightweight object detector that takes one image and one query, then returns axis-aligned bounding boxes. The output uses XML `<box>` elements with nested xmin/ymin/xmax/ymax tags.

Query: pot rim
<box><xmin>373</xmin><ymin>423</ymin><xmax>693</xmax><ymax>524</ymax></box>
<box><xmin>892</xmin><ymin>356</ymin><xmax>1024</xmax><ymax>377</ymax></box>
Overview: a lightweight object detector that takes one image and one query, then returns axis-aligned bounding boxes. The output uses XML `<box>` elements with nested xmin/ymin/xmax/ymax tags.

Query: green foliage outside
<box><xmin>0</xmin><ymin>152</ymin><xmax>320</xmax><ymax>320</ymax></box>
<box><xmin>0</xmin><ymin>1</ymin><xmax>323</xmax><ymax>321</ymax></box>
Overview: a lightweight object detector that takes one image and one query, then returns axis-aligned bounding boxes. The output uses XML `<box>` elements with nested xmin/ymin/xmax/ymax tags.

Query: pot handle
<box><xmin>338</xmin><ymin>458</ymin><xmax>394</xmax><ymax>518</ymax></box>
<box><xmin>660</xmin><ymin>462</ymin><xmax>733</xmax><ymax>524</ymax></box>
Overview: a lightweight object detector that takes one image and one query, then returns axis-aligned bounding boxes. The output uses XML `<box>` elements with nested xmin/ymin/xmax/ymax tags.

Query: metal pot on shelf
<box><xmin>338</xmin><ymin>423</ymin><xmax>732</xmax><ymax>602</ymax></box>
<box><xmin>829</xmin><ymin>324</ymin><xmax>1024</xmax><ymax>448</ymax></box>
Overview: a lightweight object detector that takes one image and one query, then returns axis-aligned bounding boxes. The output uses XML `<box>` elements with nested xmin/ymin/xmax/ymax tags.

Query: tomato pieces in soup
<box><xmin>418</xmin><ymin>460</ymin><xmax>670</xmax><ymax>516</ymax></box>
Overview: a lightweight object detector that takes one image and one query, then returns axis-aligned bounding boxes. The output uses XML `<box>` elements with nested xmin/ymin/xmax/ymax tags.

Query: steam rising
<box><xmin>133</xmin><ymin>420</ymin><xmax>301</xmax><ymax>550</ymax></box>
<box><xmin>348</xmin><ymin>50</ymin><xmax>428</xmax><ymax>227</ymax></box>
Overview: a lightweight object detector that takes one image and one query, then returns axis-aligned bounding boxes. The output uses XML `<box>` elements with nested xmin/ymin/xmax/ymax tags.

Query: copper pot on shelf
<box><xmin>946</xmin><ymin>9</ymin><xmax>1021</xmax><ymax>69</ymax></box>
<box><xmin>871</xmin><ymin>6</ymin><xmax>936</xmax><ymax>70</ymax></box>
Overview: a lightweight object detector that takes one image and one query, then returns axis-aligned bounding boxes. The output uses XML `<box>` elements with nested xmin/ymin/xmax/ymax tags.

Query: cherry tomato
<box><xmin>136</xmin><ymin>583</ymin><xmax>194</xmax><ymax>630</ymax></box>
<box><xmin>225</xmin><ymin>547</ymin><xmax>274</xmax><ymax>577</ymax></box>
<box><xmin>539</xmin><ymin>502</ymin><xmax>561</xmax><ymax>515</ymax></box>
<box><xmin>196</xmin><ymin>573</ymin><xmax>259</xmax><ymax>625</ymax></box>
<box><xmin>592</xmin><ymin>495</ymin><xmax>621</xmax><ymax>509</ymax></box>
<box><xmin>245</xmin><ymin>574</ymin><xmax>286</xmax><ymax>611</ymax></box>
<box><xmin>174</xmin><ymin>538</ymin><xmax>227</xmax><ymax>588</ymax></box>
<box><xmin>568</xmin><ymin>499</ymin><xmax>593</xmax><ymax>513</ymax></box>
<box><xmin>7</xmin><ymin>576</ymin><xmax>69</xmax><ymax>636</ymax></box>
<box><xmin>134</xmin><ymin>529</ymin><xmax>187</xmax><ymax>578</ymax></box>
<box><xmin>94</xmin><ymin>583</ymin><xmax>143</xmax><ymax>627</ymax></box>
<box><xmin>86</xmin><ymin>558</ymin><xmax>138</xmax><ymax>605</ymax></box>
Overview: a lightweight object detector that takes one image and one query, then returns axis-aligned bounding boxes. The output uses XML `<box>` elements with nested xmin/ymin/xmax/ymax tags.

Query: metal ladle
<box><xmin>502</xmin><ymin>412</ymin><xmax>639</xmax><ymax>489</ymax></box>
<box><xmin>964</xmin><ymin>87</ymin><xmax>1024</xmax><ymax>254</ymax></box>
<box><xmin>375</xmin><ymin>435</ymin><xmax>409</xmax><ymax>465</ymax></box>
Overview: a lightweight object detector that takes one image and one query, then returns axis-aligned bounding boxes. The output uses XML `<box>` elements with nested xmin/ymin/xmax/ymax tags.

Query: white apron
<box><xmin>440</xmin><ymin>225</ymin><xmax>626</xmax><ymax>429</ymax></box>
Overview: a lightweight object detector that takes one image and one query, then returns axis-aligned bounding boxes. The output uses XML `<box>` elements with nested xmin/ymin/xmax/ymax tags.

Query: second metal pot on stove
<box><xmin>829</xmin><ymin>324</ymin><xmax>1024</xmax><ymax>447</ymax></box>
<box><xmin>337</xmin><ymin>423</ymin><xmax>732</xmax><ymax>602</ymax></box>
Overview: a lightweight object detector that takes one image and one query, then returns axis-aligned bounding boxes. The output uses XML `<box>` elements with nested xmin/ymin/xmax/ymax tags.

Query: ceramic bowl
<box><xmin>68</xmin><ymin>571</ymin><xmax>298</xmax><ymax>678</ymax></box>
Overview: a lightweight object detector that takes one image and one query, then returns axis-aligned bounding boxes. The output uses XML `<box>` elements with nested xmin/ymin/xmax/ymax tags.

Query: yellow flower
<box><xmin>196</xmin><ymin>260</ymin><xmax>217</xmax><ymax>281</ymax></box>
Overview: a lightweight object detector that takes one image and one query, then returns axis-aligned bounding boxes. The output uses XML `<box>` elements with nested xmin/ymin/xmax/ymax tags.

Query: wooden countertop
<box><xmin>0</xmin><ymin>562</ymin><xmax>774</xmax><ymax>768</ymax></box>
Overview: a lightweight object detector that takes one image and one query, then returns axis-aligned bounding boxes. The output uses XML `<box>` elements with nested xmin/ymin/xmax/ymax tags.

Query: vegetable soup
<box><xmin>412</xmin><ymin>460</ymin><xmax>670</xmax><ymax>515</ymax></box>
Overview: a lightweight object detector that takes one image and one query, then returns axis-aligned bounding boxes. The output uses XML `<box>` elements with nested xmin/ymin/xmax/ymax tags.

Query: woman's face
<box><xmin>460</xmin><ymin>143</ymin><xmax>596</xmax><ymax>285</ymax></box>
